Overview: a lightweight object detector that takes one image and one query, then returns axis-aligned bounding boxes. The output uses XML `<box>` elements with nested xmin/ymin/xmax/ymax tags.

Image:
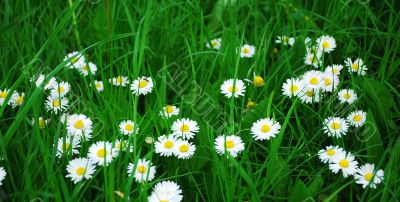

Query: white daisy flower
<box><xmin>60</xmin><ymin>113</ymin><xmax>71</xmax><ymax>125</ymax></box>
<box><xmin>66</xmin><ymin>114</ymin><xmax>93</xmax><ymax>140</ymax></box>
<box><xmin>0</xmin><ymin>88</ymin><xmax>10</xmax><ymax>106</ymax></box>
<box><xmin>148</xmin><ymin>181</ymin><xmax>183</xmax><ymax>202</ymax></box>
<box><xmin>354</xmin><ymin>163</ymin><xmax>384</xmax><ymax>189</ymax></box>
<box><xmin>130</xmin><ymin>76</ymin><xmax>154</xmax><ymax>96</ymax></box>
<box><xmin>66</xmin><ymin>157</ymin><xmax>96</xmax><ymax>184</ymax></box>
<box><xmin>173</xmin><ymin>140</ymin><xmax>196</xmax><ymax>159</ymax></box>
<box><xmin>240</xmin><ymin>44</ymin><xmax>256</xmax><ymax>58</ymax></box>
<box><xmin>50</xmin><ymin>81</ymin><xmax>70</xmax><ymax>98</ymax></box>
<box><xmin>10</xmin><ymin>92</ymin><xmax>24</xmax><ymax>108</ymax></box>
<box><xmin>275</xmin><ymin>36</ymin><xmax>295</xmax><ymax>46</ymax></box>
<box><xmin>171</xmin><ymin>118</ymin><xmax>199</xmax><ymax>139</ymax></box>
<box><xmin>302</xmin><ymin>70</ymin><xmax>324</xmax><ymax>89</ymax></box>
<box><xmin>119</xmin><ymin>120</ymin><xmax>138</xmax><ymax>135</ymax></box>
<box><xmin>63</xmin><ymin>51</ymin><xmax>85</xmax><ymax>69</ymax></box>
<box><xmin>55</xmin><ymin>136</ymin><xmax>81</xmax><ymax>158</ymax></box>
<box><xmin>31</xmin><ymin>74</ymin><xmax>45</xmax><ymax>87</ymax></box>
<box><xmin>214</xmin><ymin>135</ymin><xmax>245</xmax><ymax>158</ymax></box>
<box><xmin>155</xmin><ymin>134</ymin><xmax>178</xmax><ymax>157</ymax></box>
<box><xmin>109</xmin><ymin>76</ymin><xmax>129</xmax><ymax>87</ymax></box>
<box><xmin>304</xmin><ymin>37</ymin><xmax>312</xmax><ymax>45</ymax></box>
<box><xmin>304</xmin><ymin>51</ymin><xmax>322</xmax><ymax>68</ymax></box>
<box><xmin>46</xmin><ymin>96</ymin><xmax>68</xmax><ymax>114</ymax></box>
<box><xmin>220</xmin><ymin>79</ymin><xmax>246</xmax><ymax>98</ymax></box>
<box><xmin>31</xmin><ymin>116</ymin><xmax>50</xmax><ymax>129</ymax></box>
<box><xmin>78</xmin><ymin>61</ymin><xmax>97</xmax><ymax>76</ymax></box>
<box><xmin>316</xmin><ymin>35</ymin><xmax>336</xmax><ymax>53</ymax></box>
<box><xmin>338</xmin><ymin>89</ymin><xmax>357</xmax><ymax>104</ymax></box>
<box><xmin>325</xmin><ymin>64</ymin><xmax>343</xmax><ymax>76</ymax></box>
<box><xmin>127</xmin><ymin>159</ymin><xmax>156</xmax><ymax>183</ymax></box>
<box><xmin>206</xmin><ymin>38</ymin><xmax>222</xmax><ymax>50</ymax></box>
<box><xmin>345</xmin><ymin>58</ymin><xmax>367</xmax><ymax>76</ymax></box>
<box><xmin>0</xmin><ymin>167</ymin><xmax>6</xmax><ymax>186</ymax></box>
<box><xmin>282</xmin><ymin>78</ymin><xmax>304</xmax><ymax>98</ymax></box>
<box><xmin>318</xmin><ymin>145</ymin><xmax>344</xmax><ymax>163</ymax></box>
<box><xmin>160</xmin><ymin>105</ymin><xmax>180</xmax><ymax>118</ymax></box>
<box><xmin>329</xmin><ymin>151</ymin><xmax>358</xmax><ymax>178</ymax></box>
<box><xmin>113</xmin><ymin>139</ymin><xmax>133</xmax><ymax>153</ymax></box>
<box><xmin>251</xmin><ymin>118</ymin><xmax>281</xmax><ymax>141</ymax></box>
<box><xmin>298</xmin><ymin>87</ymin><xmax>322</xmax><ymax>104</ymax></box>
<box><xmin>321</xmin><ymin>72</ymin><xmax>339</xmax><ymax>92</ymax></box>
<box><xmin>44</xmin><ymin>77</ymin><xmax>57</xmax><ymax>90</ymax></box>
<box><xmin>145</xmin><ymin>136</ymin><xmax>155</xmax><ymax>144</ymax></box>
<box><xmin>347</xmin><ymin>110</ymin><xmax>367</xmax><ymax>127</ymax></box>
<box><xmin>93</xmin><ymin>80</ymin><xmax>104</xmax><ymax>92</ymax></box>
<box><xmin>88</xmin><ymin>141</ymin><xmax>118</xmax><ymax>166</ymax></box>
<box><xmin>323</xmin><ymin>117</ymin><xmax>349</xmax><ymax>138</ymax></box>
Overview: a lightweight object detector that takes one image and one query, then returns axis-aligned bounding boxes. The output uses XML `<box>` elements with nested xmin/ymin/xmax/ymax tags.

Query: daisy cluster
<box><xmin>277</xmin><ymin>35</ymin><xmax>383</xmax><ymax>189</ymax></box>
<box><xmin>205</xmin><ymin>38</ymin><xmax>284</xmax><ymax>158</ymax></box>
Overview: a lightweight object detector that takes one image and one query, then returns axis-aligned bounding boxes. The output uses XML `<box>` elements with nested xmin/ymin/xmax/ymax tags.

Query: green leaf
<box><xmin>363</xmin><ymin>109</ymin><xmax>384</xmax><ymax>163</ymax></box>
<box><xmin>289</xmin><ymin>180</ymin><xmax>310</xmax><ymax>202</ymax></box>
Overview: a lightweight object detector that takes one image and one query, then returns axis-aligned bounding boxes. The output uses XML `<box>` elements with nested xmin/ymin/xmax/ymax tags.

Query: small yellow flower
<box><xmin>246</xmin><ymin>99</ymin><xmax>255</xmax><ymax>109</ymax></box>
<box><xmin>252</xmin><ymin>75</ymin><xmax>265</xmax><ymax>87</ymax></box>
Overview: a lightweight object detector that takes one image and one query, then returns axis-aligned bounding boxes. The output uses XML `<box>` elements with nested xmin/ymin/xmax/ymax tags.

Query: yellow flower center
<box><xmin>253</xmin><ymin>76</ymin><xmax>264</xmax><ymax>87</ymax></box>
<box><xmin>331</xmin><ymin>122</ymin><xmax>340</xmax><ymax>130</ymax></box>
<box><xmin>116</xmin><ymin>76</ymin><xmax>124</xmax><ymax>84</ymax></box>
<box><xmin>324</xmin><ymin>78</ymin><xmax>332</xmax><ymax>86</ymax></box>
<box><xmin>228</xmin><ymin>86</ymin><xmax>238</xmax><ymax>93</ymax></box>
<box><xmin>76</xmin><ymin>167</ymin><xmax>86</xmax><ymax>176</ymax></box>
<box><xmin>309</xmin><ymin>77</ymin><xmax>319</xmax><ymax>85</ymax></box>
<box><xmin>261</xmin><ymin>124</ymin><xmax>271</xmax><ymax>133</ymax></box>
<box><xmin>225</xmin><ymin>140</ymin><xmax>235</xmax><ymax>149</ymax></box>
<box><xmin>333</xmin><ymin>69</ymin><xmax>338</xmax><ymax>74</ymax></box>
<box><xmin>339</xmin><ymin>159</ymin><xmax>349</xmax><ymax>168</ymax></box>
<box><xmin>82</xmin><ymin>65</ymin><xmax>88</xmax><ymax>71</ymax></box>
<box><xmin>138</xmin><ymin>80</ymin><xmax>148</xmax><ymax>88</ymax></box>
<box><xmin>74</xmin><ymin>120</ymin><xmax>84</xmax><ymax>129</ymax></box>
<box><xmin>0</xmin><ymin>91</ymin><xmax>7</xmax><ymax>98</ymax></box>
<box><xmin>364</xmin><ymin>173</ymin><xmax>373</xmax><ymax>181</ymax></box>
<box><xmin>71</xmin><ymin>57</ymin><xmax>79</xmax><ymax>64</ymax></box>
<box><xmin>351</xmin><ymin>63</ymin><xmax>359</xmax><ymax>71</ymax></box>
<box><xmin>343</xmin><ymin>93</ymin><xmax>352</xmax><ymax>99</ymax></box>
<box><xmin>353</xmin><ymin>115</ymin><xmax>362</xmax><ymax>122</ymax></box>
<box><xmin>290</xmin><ymin>85</ymin><xmax>298</xmax><ymax>93</ymax></box>
<box><xmin>53</xmin><ymin>99</ymin><xmax>60</xmax><ymax>107</ymax></box>
<box><xmin>125</xmin><ymin>124</ymin><xmax>134</xmax><ymax>132</ymax></box>
<box><xmin>326</xmin><ymin>149</ymin><xmax>335</xmax><ymax>156</ymax></box>
<box><xmin>38</xmin><ymin>119</ymin><xmax>45</xmax><ymax>128</ymax></box>
<box><xmin>16</xmin><ymin>96</ymin><xmax>23</xmax><ymax>105</ymax></box>
<box><xmin>242</xmin><ymin>47</ymin><xmax>250</xmax><ymax>54</ymax></box>
<box><xmin>137</xmin><ymin>165</ymin><xmax>147</xmax><ymax>174</ymax></box>
<box><xmin>57</xmin><ymin>86</ymin><xmax>65</xmax><ymax>94</ymax></box>
<box><xmin>211</xmin><ymin>41</ymin><xmax>219</xmax><ymax>48</ymax></box>
<box><xmin>97</xmin><ymin>148</ymin><xmax>107</xmax><ymax>158</ymax></box>
<box><xmin>306</xmin><ymin>90</ymin><xmax>314</xmax><ymax>97</ymax></box>
<box><xmin>165</xmin><ymin>105</ymin><xmax>174</xmax><ymax>113</ymax></box>
<box><xmin>164</xmin><ymin>140</ymin><xmax>174</xmax><ymax>149</ymax></box>
<box><xmin>117</xmin><ymin>142</ymin><xmax>124</xmax><ymax>149</ymax></box>
<box><xmin>95</xmin><ymin>83</ymin><xmax>102</xmax><ymax>89</ymax></box>
<box><xmin>160</xmin><ymin>200</ymin><xmax>169</xmax><ymax>202</ymax></box>
<box><xmin>283</xmin><ymin>36</ymin><xmax>288</xmax><ymax>43</ymax></box>
<box><xmin>309</xmin><ymin>55</ymin><xmax>318</xmax><ymax>64</ymax></box>
<box><xmin>64</xmin><ymin>143</ymin><xmax>70</xmax><ymax>151</ymax></box>
<box><xmin>179</xmin><ymin>144</ymin><xmax>189</xmax><ymax>152</ymax></box>
<box><xmin>180</xmin><ymin>124</ymin><xmax>190</xmax><ymax>132</ymax></box>
<box><xmin>322</xmin><ymin>41</ymin><xmax>330</xmax><ymax>49</ymax></box>
<box><xmin>246</xmin><ymin>100</ymin><xmax>255</xmax><ymax>109</ymax></box>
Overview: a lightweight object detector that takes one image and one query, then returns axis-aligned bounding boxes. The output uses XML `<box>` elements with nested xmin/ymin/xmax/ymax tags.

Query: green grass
<box><xmin>1</xmin><ymin>0</ymin><xmax>400</xmax><ymax>201</ymax></box>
